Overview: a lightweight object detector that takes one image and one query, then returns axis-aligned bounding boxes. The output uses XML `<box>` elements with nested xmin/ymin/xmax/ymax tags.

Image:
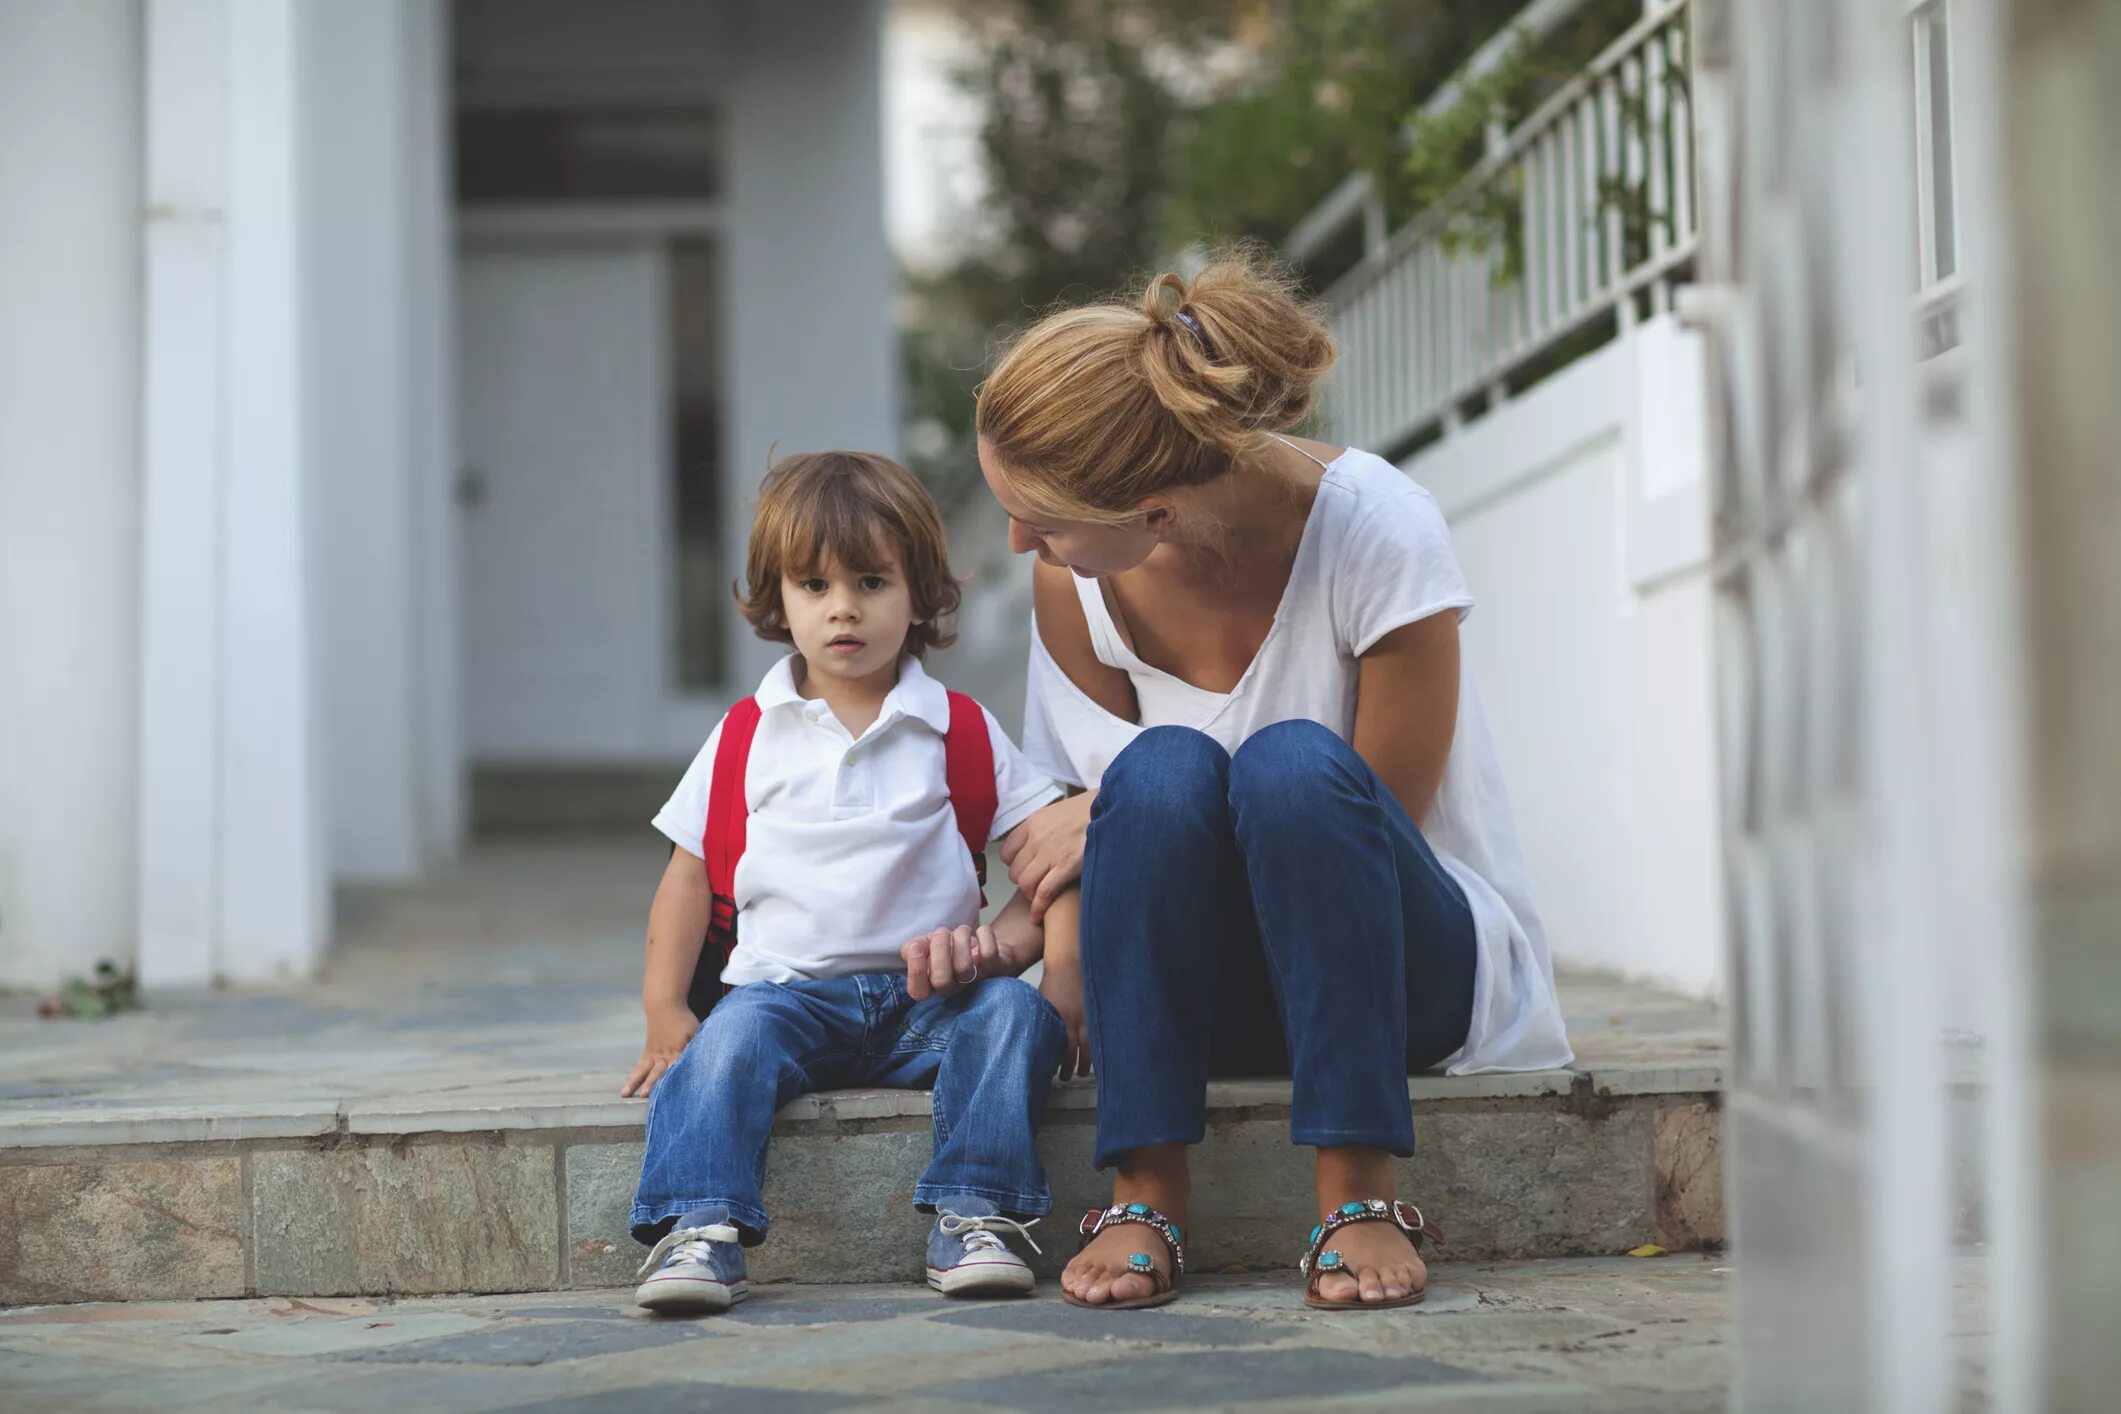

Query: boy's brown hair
<box><xmin>737</xmin><ymin>451</ymin><xmax>961</xmax><ymax>657</ymax></box>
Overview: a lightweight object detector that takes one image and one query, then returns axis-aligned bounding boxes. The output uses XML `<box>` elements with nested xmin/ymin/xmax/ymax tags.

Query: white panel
<box><xmin>0</xmin><ymin>0</ymin><xmax>143</xmax><ymax>990</ymax></box>
<box><xmin>459</xmin><ymin>246</ymin><xmax>666</xmax><ymax>759</ymax></box>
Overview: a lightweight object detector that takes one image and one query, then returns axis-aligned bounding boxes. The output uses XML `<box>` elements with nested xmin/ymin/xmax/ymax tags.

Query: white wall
<box><xmin>0</xmin><ymin>1</ymin><xmax>143</xmax><ymax>991</ymax></box>
<box><xmin>1407</xmin><ymin>315</ymin><xmax>1725</xmax><ymax>999</ymax></box>
<box><xmin>723</xmin><ymin>0</ymin><xmax>899</xmax><ymax>689</ymax></box>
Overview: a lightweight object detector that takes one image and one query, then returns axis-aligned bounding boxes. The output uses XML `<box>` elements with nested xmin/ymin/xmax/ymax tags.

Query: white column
<box><xmin>724</xmin><ymin>0</ymin><xmax>897</xmax><ymax>688</ymax></box>
<box><xmin>138</xmin><ymin>0</ymin><xmax>327</xmax><ymax>985</ymax></box>
<box><xmin>0</xmin><ymin>1</ymin><xmax>144</xmax><ymax>992</ymax></box>
<box><xmin>307</xmin><ymin>0</ymin><xmax>426</xmax><ymax>882</ymax></box>
<box><xmin>405</xmin><ymin>0</ymin><xmax>465</xmax><ymax>865</ymax></box>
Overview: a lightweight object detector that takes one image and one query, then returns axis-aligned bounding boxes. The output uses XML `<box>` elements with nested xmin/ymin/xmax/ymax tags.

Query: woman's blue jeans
<box><xmin>1079</xmin><ymin>720</ymin><xmax>1477</xmax><ymax>1169</ymax></box>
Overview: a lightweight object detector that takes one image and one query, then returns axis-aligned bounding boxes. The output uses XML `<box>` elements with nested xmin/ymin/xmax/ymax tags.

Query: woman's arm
<box><xmin>1351</xmin><ymin>612</ymin><xmax>1462</xmax><ymax>825</ymax></box>
<box><xmin>1037</xmin><ymin>889</ymin><xmax>1091</xmax><ymax>1079</ymax></box>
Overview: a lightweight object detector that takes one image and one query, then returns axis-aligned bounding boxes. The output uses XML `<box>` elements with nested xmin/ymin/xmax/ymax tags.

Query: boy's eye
<box><xmin>858</xmin><ymin>575</ymin><xmax>887</xmax><ymax>592</ymax></box>
<box><xmin>800</xmin><ymin>578</ymin><xmax>828</xmax><ymax>594</ymax></box>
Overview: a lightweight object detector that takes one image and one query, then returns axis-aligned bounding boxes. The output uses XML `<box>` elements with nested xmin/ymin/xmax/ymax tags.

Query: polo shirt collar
<box><xmin>753</xmin><ymin>652</ymin><xmax>953</xmax><ymax>736</ymax></box>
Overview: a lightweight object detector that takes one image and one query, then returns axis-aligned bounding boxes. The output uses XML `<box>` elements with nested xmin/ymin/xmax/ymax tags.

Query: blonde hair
<box><xmin>975</xmin><ymin>243</ymin><xmax>1336</xmax><ymax>525</ymax></box>
<box><xmin>738</xmin><ymin>451</ymin><xmax>960</xmax><ymax>657</ymax></box>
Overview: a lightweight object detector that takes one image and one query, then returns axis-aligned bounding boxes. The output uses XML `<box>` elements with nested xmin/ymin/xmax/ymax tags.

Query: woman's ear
<box><xmin>1142</xmin><ymin>499</ymin><xmax>1176</xmax><ymax>537</ymax></box>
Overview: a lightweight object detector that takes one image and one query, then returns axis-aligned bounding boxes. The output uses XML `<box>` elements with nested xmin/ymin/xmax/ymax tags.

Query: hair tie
<box><xmin>1172</xmin><ymin>307</ymin><xmax>1215</xmax><ymax>359</ymax></box>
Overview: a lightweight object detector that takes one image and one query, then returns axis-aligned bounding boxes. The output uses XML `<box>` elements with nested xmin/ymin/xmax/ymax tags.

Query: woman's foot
<box><xmin>1061</xmin><ymin>1144</ymin><xmax>1187</xmax><ymax>1306</ymax></box>
<box><xmin>1311</xmin><ymin>1146</ymin><xmax>1427</xmax><ymax>1305</ymax></box>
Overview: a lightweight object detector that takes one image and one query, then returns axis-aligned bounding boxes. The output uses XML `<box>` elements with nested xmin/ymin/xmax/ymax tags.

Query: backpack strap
<box><xmin>943</xmin><ymin>691</ymin><xmax>998</xmax><ymax>897</ymax></box>
<box><xmin>694</xmin><ymin>696</ymin><xmax>764</xmax><ymax>1017</ymax></box>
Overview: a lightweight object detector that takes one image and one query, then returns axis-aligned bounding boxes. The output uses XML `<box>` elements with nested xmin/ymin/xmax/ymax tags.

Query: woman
<box><xmin>984</xmin><ymin>247</ymin><xmax>1571</xmax><ymax>1311</ymax></box>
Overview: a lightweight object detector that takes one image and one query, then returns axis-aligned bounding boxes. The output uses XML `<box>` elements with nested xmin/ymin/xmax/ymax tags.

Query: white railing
<box><xmin>1318</xmin><ymin>0</ymin><xmax>1696</xmax><ymax>455</ymax></box>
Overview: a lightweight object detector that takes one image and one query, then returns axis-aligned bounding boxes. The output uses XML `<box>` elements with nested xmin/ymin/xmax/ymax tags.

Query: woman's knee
<box><xmin>1097</xmin><ymin>726</ymin><xmax>1231</xmax><ymax>823</ymax></box>
<box><xmin>1228</xmin><ymin>720</ymin><xmax>1364</xmax><ymax>816</ymax></box>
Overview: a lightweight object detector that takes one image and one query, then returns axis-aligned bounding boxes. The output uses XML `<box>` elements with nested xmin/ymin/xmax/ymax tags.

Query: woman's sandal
<box><xmin>1060</xmin><ymin>1202</ymin><xmax>1185</xmax><ymax>1310</ymax></box>
<box><xmin>1300</xmin><ymin>1198</ymin><xmax>1445</xmax><ymax>1311</ymax></box>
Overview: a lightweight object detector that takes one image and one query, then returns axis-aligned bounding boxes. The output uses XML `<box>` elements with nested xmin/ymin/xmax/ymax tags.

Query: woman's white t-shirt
<box><xmin>1021</xmin><ymin>446</ymin><xmax>1572</xmax><ymax>1075</ymax></box>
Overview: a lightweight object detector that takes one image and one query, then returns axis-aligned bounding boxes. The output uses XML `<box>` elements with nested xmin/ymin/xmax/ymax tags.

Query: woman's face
<box><xmin>977</xmin><ymin>439</ymin><xmax>1162</xmax><ymax>578</ymax></box>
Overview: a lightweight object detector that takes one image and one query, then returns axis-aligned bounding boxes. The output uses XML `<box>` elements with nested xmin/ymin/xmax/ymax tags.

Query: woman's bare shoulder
<box><xmin>1031</xmin><ymin>560</ymin><xmax>1139</xmax><ymax>722</ymax></box>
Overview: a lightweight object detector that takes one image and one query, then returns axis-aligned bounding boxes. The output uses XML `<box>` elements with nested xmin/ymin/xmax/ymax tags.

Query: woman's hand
<box><xmin>902</xmin><ymin>924</ymin><xmax>1001</xmax><ymax>1001</ymax></box>
<box><xmin>621</xmin><ymin>1002</ymin><xmax>699</xmax><ymax>1098</ymax></box>
<box><xmin>1039</xmin><ymin>948</ymin><xmax>1091</xmax><ymax>1080</ymax></box>
<box><xmin>1001</xmin><ymin>792</ymin><xmax>1095</xmax><ymax>924</ymax></box>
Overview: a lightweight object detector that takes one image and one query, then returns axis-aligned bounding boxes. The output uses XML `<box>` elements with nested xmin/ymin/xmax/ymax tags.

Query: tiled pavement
<box><xmin>0</xmin><ymin>1257</ymin><xmax>1742</xmax><ymax>1412</ymax></box>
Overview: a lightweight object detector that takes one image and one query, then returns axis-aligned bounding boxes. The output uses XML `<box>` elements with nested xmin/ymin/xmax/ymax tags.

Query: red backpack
<box><xmin>687</xmin><ymin>690</ymin><xmax>998</xmax><ymax>1018</ymax></box>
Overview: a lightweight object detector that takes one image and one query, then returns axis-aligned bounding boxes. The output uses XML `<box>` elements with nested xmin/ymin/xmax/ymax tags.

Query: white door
<box><xmin>459</xmin><ymin>243</ymin><xmax>668</xmax><ymax>759</ymax></box>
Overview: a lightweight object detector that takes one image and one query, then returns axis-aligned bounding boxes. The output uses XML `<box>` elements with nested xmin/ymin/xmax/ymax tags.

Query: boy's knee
<box><xmin>686</xmin><ymin>985</ymin><xmax>793</xmax><ymax>1074</ymax></box>
<box><xmin>971</xmin><ymin>977</ymin><xmax>1066</xmax><ymax>1045</ymax></box>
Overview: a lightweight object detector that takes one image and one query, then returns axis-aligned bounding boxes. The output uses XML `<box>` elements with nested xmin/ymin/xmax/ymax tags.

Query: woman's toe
<box><xmin>1317</xmin><ymin>1270</ymin><xmax>1359</xmax><ymax>1303</ymax></box>
<box><xmin>1110</xmin><ymin>1271</ymin><xmax>1153</xmax><ymax>1303</ymax></box>
<box><xmin>1358</xmin><ymin>1267</ymin><xmax>1386</xmax><ymax>1302</ymax></box>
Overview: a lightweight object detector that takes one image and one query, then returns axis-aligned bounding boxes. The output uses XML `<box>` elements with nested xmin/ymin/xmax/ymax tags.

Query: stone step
<box><xmin>0</xmin><ymin>1063</ymin><xmax>1722</xmax><ymax>1306</ymax></box>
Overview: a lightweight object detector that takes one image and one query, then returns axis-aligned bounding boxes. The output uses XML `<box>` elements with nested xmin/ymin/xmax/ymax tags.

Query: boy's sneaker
<box><xmin>927</xmin><ymin>1197</ymin><xmax>1040</xmax><ymax>1298</ymax></box>
<box><xmin>636</xmin><ymin>1215</ymin><xmax>748</xmax><ymax>1314</ymax></box>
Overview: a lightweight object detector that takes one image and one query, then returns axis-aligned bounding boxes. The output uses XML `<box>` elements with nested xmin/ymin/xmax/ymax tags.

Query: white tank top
<box><xmin>1020</xmin><ymin>442</ymin><xmax>1571</xmax><ymax>1075</ymax></box>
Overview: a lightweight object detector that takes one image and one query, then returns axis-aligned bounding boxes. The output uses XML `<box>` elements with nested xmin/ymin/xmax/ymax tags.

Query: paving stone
<box><xmin>562</xmin><ymin>1143</ymin><xmax>646</xmax><ymax>1288</ymax></box>
<box><xmin>1654</xmin><ymin>1101</ymin><xmax>1726</xmax><ymax>1249</ymax></box>
<box><xmin>929</xmin><ymin>1298</ymin><xmax>1269</xmax><ymax>1346</ymax></box>
<box><xmin>337</xmin><ymin>1316</ymin><xmax>718</xmax><ymax>1365</ymax></box>
<box><xmin>510</xmin><ymin>1387</ymin><xmax>885</xmax><ymax>1413</ymax></box>
<box><xmin>919</xmin><ymin>1345</ymin><xmax>1485</xmax><ymax>1410</ymax></box>
<box><xmin>0</xmin><ymin>1156</ymin><xmax>243</xmax><ymax>1304</ymax></box>
<box><xmin>716</xmin><ymin>1289</ymin><xmax>934</xmax><ymax>1328</ymax></box>
<box><xmin>252</xmin><ymin>1141</ymin><xmax>559</xmax><ymax>1296</ymax></box>
<box><xmin>751</xmin><ymin>1129</ymin><xmax>937</xmax><ymax>1284</ymax></box>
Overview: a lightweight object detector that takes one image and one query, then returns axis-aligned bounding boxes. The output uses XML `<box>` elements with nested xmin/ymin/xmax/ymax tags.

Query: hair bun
<box><xmin>1134</xmin><ymin>245</ymin><xmax>1336</xmax><ymax>460</ymax></box>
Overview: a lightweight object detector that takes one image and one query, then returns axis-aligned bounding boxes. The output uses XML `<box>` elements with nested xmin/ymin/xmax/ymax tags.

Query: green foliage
<box><xmin>1165</xmin><ymin>1</ymin><xmax>1496</xmax><ymax>254</ymax></box>
<box><xmin>40</xmin><ymin>960</ymin><xmax>140</xmax><ymax>1020</ymax></box>
<box><xmin>900</xmin><ymin>0</ymin><xmax>1230</xmax><ymax>509</ymax></box>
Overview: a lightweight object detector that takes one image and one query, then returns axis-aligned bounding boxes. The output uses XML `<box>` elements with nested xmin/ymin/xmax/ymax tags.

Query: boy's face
<box><xmin>780</xmin><ymin>544</ymin><xmax>917</xmax><ymax>687</ymax></box>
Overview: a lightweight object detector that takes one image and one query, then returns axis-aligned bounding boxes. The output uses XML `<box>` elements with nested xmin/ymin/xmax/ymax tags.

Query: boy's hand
<box><xmin>621</xmin><ymin>1003</ymin><xmax>699</xmax><ymax>1098</ymax></box>
<box><xmin>1039</xmin><ymin>951</ymin><xmax>1091</xmax><ymax>1080</ymax></box>
<box><xmin>902</xmin><ymin>924</ymin><xmax>1000</xmax><ymax>1001</ymax></box>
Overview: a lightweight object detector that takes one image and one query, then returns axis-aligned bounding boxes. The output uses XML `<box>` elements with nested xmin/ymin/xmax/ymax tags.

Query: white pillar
<box><xmin>724</xmin><ymin>0</ymin><xmax>897</xmax><ymax>688</ymax></box>
<box><xmin>405</xmin><ymin>0</ymin><xmax>465</xmax><ymax>865</ymax></box>
<box><xmin>308</xmin><ymin>0</ymin><xmax>426</xmax><ymax>882</ymax></box>
<box><xmin>0</xmin><ymin>1</ymin><xmax>144</xmax><ymax>992</ymax></box>
<box><xmin>138</xmin><ymin>0</ymin><xmax>327</xmax><ymax>986</ymax></box>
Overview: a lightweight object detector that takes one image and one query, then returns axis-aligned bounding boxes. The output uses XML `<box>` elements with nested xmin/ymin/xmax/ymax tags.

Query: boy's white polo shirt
<box><xmin>653</xmin><ymin>654</ymin><xmax>1064</xmax><ymax>985</ymax></box>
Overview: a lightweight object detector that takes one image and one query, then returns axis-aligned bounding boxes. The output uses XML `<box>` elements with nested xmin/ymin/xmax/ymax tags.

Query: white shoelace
<box><xmin>637</xmin><ymin>1221</ymin><xmax>742</xmax><ymax>1278</ymax></box>
<box><xmin>937</xmin><ymin>1212</ymin><xmax>1043</xmax><ymax>1257</ymax></box>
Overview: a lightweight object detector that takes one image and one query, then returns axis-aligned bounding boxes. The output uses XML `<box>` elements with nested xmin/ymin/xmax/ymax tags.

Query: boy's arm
<box><xmin>1037</xmin><ymin>890</ymin><xmax>1090</xmax><ymax>1080</ymax></box>
<box><xmin>621</xmin><ymin>850</ymin><xmax>714</xmax><ymax>1098</ymax></box>
<box><xmin>986</xmin><ymin>890</ymin><xmax>1043</xmax><ymax>974</ymax></box>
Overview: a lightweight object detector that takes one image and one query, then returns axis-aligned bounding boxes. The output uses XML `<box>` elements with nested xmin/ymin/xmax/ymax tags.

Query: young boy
<box><xmin>623</xmin><ymin>451</ymin><xmax>1068</xmax><ymax>1314</ymax></box>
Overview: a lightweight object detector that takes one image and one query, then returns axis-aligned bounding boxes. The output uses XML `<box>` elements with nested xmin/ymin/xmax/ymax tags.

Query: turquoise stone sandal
<box><xmin>1301</xmin><ymin>1198</ymin><xmax>1444</xmax><ymax>1311</ymax></box>
<box><xmin>1062</xmin><ymin>1202</ymin><xmax>1184</xmax><ymax>1310</ymax></box>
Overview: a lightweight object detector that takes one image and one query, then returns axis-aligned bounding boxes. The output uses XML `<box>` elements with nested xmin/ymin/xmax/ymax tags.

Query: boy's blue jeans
<box><xmin>631</xmin><ymin>972</ymin><xmax>1067</xmax><ymax>1245</ymax></box>
<box><xmin>1080</xmin><ymin>721</ymin><xmax>1479</xmax><ymax>1170</ymax></box>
